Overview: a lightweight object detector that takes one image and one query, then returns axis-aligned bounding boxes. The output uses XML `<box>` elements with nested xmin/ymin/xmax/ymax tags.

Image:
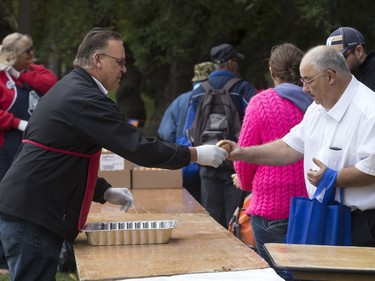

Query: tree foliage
<box><xmin>1</xmin><ymin>0</ymin><xmax>375</xmax><ymax>134</ymax></box>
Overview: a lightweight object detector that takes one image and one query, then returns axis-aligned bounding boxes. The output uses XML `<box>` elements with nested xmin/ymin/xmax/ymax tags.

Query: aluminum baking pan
<box><xmin>82</xmin><ymin>220</ymin><xmax>178</xmax><ymax>246</ymax></box>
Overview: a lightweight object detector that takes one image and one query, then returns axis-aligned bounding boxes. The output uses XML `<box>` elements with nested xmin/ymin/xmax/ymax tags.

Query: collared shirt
<box><xmin>283</xmin><ymin>76</ymin><xmax>375</xmax><ymax>210</ymax></box>
<box><xmin>91</xmin><ymin>76</ymin><xmax>108</xmax><ymax>96</ymax></box>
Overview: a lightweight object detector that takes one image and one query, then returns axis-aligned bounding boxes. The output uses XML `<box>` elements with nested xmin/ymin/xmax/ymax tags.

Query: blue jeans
<box><xmin>251</xmin><ymin>215</ymin><xmax>294</xmax><ymax>280</ymax></box>
<box><xmin>0</xmin><ymin>213</ymin><xmax>63</xmax><ymax>281</ymax></box>
<box><xmin>250</xmin><ymin>215</ymin><xmax>288</xmax><ymax>266</ymax></box>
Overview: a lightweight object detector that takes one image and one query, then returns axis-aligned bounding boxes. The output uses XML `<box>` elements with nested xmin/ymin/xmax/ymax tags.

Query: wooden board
<box><xmin>89</xmin><ymin>188</ymin><xmax>206</xmax><ymax>215</ymax></box>
<box><xmin>264</xmin><ymin>243</ymin><xmax>375</xmax><ymax>281</ymax></box>
<box><xmin>75</xmin><ymin>213</ymin><xmax>268</xmax><ymax>281</ymax></box>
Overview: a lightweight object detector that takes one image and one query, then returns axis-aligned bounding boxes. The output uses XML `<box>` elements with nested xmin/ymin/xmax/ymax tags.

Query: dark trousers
<box><xmin>0</xmin><ymin>145</ymin><xmax>17</xmax><ymax>181</ymax></box>
<box><xmin>0</xmin><ymin>145</ymin><xmax>20</xmax><ymax>268</ymax></box>
<box><xmin>352</xmin><ymin>208</ymin><xmax>375</xmax><ymax>246</ymax></box>
<box><xmin>200</xmin><ymin>166</ymin><xmax>241</xmax><ymax>228</ymax></box>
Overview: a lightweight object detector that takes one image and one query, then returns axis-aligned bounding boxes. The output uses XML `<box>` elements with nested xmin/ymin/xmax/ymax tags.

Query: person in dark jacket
<box><xmin>326</xmin><ymin>26</ymin><xmax>375</xmax><ymax>91</ymax></box>
<box><xmin>0</xmin><ymin>27</ymin><xmax>227</xmax><ymax>281</ymax></box>
<box><xmin>158</xmin><ymin>61</ymin><xmax>214</xmax><ymax>203</ymax></box>
<box><xmin>186</xmin><ymin>43</ymin><xmax>257</xmax><ymax>228</ymax></box>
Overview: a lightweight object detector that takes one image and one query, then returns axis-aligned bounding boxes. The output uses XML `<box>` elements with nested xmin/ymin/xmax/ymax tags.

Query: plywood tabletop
<box><xmin>75</xmin><ymin>213</ymin><xmax>268</xmax><ymax>281</ymax></box>
<box><xmin>89</xmin><ymin>188</ymin><xmax>206</xmax><ymax>215</ymax></box>
<box><xmin>264</xmin><ymin>243</ymin><xmax>375</xmax><ymax>273</ymax></box>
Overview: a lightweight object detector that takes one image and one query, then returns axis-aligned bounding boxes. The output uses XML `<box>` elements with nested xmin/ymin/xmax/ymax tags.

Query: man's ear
<box><xmin>327</xmin><ymin>69</ymin><xmax>336</xmax><ymax>84</ymax></box>
<box><xmin>227</xmin><ymin>59</ymin><xmax>234</xmax><ymax>69</ymax></box>
<box><xmin>355</xmin><ymin>45</ymin><xmax>366</xmax><ymax>61</ymax></box>
<box><xmin>226</xmin><ymin>59</ymin><xmax>235</xmax><ymax>72</ymax></box>
<box><xmin>93</xmin><ymin>53</ymin><xmax>102</xmax><ymax>68</ymax></box>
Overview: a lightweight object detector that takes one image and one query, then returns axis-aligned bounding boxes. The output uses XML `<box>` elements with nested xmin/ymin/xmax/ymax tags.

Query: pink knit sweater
<box><xmin>234</xmin><ymin>88</ymin><xmax>308</xmax><ymax>220</ymax></box>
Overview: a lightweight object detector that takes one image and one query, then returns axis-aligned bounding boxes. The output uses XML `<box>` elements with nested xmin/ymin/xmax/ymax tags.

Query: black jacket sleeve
<box><xmin>93</xmin><ymin>177</ymin><xmax>111</xmax><ymax>204</ymax></box>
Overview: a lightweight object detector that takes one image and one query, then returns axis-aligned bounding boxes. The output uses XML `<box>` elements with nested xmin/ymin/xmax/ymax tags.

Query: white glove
<box><xmin>195</xmin><ymin>145</ymin><xmax>228</xmax><ymax>168</ymax></box>
<box><xmin>18</xmin><ymin>120</ymin><xmax>28</xmax><ymax>131</ymax></box>
<box><xmin>104</xmin><ymin>187</ymin><xmax>134</xmax><ymax>212</ymax></box>
<box><xmin>6</xmin><ymin>66</ymin><xmax>20</xmax><ymax>79</ymax></box>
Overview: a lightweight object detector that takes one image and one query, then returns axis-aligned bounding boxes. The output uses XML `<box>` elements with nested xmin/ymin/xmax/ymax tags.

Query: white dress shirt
<box><xmin>283</xmin><ymin>76</ymin><xmax>375</xmax><ymax>210</ymax></box>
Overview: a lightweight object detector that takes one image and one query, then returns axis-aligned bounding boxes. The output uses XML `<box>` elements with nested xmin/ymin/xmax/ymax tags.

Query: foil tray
<box><xmin>82</xmin><ymin>220</ymin><xmax>178</xmax><ymax>246</ymax></box>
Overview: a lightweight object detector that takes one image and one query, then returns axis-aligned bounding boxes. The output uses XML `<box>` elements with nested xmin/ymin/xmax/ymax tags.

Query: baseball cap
<box><xmin>191</xmin><ymin>61</ymin><xmax>214</xmax><ymax>82</ymax></box>
<box><xmin>210</xmin><ymin>43</ymin><xmax>245</xmax><ymax>64</ymax></box>
<box><xmin>326</xmin><ymin>27</ymin><xmax>365</xmax><ymax>54</ymax></box>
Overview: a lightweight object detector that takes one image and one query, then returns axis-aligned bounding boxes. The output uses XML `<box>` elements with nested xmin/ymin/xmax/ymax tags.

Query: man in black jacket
<box><xmin>326</xmin><ymin>26</ymin><xmax>375</xmax><ymax>91</ymax></box>
<box><xmin>0</xmin><ymin>27</ymin><xmax>227</xmax><ymax>280</ymax></box>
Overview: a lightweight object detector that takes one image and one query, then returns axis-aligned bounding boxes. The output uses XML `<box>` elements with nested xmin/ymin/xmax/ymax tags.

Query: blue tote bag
<box><xmin>285</xmin><ymin>169</ymin><xmax>351</xmax><ymax>246</ymax></box>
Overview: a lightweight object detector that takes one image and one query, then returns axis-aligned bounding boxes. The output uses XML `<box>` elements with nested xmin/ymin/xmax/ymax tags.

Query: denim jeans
<box><xmin>0</xmin><ymin>213</ymin><xmax>63</xmax><ymax>281</ymax></box>
<box><xmin>250</xmin><ymin>215</ymin><xmax>288</xmax><ymax>266</ymax></box>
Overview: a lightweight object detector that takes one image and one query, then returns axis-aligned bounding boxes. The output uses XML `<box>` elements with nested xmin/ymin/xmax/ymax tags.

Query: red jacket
<box><xmin>0</xmin><ymin>64</ymin><xmax>57</xmax><ymax>145</ymax></box>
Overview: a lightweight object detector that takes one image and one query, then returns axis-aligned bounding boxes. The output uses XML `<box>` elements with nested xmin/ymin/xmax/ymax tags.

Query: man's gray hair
<box><xmin>73</xmin><ymin>27</ymin><xmax>122</xmax><ymax>69</ymax></box>
<box><xmin>310</xmin><ymin>46</ymin><xmax>349</xmax><ymax>74</ymax></box>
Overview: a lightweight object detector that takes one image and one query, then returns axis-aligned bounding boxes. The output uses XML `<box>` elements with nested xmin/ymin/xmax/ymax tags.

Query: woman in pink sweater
<box><xmin>233</xmin><ymin>43</ymin><xmax>312</xmax><ymax>266</ymax></box>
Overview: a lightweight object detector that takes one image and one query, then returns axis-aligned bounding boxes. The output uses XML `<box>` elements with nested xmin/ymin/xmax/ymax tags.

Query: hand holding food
<box><xmin>195</xmin><ymin>145</ymin><xmax>227</xmax><ymax>167</ymax></box>
<box><xmin>216</xmin><ymin>140</ymin><xmax>232</xmax><ymax>153</ymax></box>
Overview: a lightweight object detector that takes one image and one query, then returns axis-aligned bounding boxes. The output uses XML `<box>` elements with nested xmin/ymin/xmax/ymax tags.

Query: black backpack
<box><xmin>187</xmin><ymin>78</ymin><xmax>243</xmax><ymax>146</ymax></box>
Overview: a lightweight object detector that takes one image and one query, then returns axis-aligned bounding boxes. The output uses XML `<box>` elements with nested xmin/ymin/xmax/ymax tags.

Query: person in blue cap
<box><xmin>186</xmin><ymin>43</ymin><xmax>257</xmax><ymax>228</ymax></box>
<box><xmin>326</xmin><ymin>26</ymin><xmax>375</xmax><ymax>91</ymax></box>
<box><xmin>158</xmin><ymin>61</ymin><xmax>215</xmax><ymax>203</ymax></box>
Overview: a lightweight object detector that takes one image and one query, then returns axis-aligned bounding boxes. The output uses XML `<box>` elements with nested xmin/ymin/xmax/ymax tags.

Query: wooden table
<box><xmin>89</xmin><ymin>188</ymin><xmax>207</xmax><ymax>215</ymax></box>
<box><xmin>264</xmin><ymin>243</ymin><xmax>375</xmax><ymax>281</ymax></box>
<box><xmin>74</xmin><ymin>188</ymin><xmax>269</xmax><ymax>281</ymax></box>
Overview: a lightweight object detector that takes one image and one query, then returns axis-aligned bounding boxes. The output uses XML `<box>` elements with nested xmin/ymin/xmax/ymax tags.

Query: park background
<box><xmin>1</xmin><ymin>0</ymin><xmax>375</xmax><ymax>135</ymax></box>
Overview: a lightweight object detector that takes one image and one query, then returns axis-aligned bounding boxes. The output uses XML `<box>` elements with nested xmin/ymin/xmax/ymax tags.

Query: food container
<box><xmin>82</xmin><ymin>220</ymin><xmax>178</xmax><ymax>246</ymax></box>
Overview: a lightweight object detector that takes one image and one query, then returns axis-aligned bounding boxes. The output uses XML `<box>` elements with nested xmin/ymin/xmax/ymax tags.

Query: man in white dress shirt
<box><xmin>228</xmin><ymin>45</ymin><xmax>375</xmax><ymax>246</ymax></box>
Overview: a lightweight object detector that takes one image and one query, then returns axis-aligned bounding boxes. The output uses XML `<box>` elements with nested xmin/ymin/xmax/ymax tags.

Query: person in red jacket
<box><xmin>0</xmin><ymin>32</ymin><xmax>57</xmax><ymax>270</ymax></box>
<box><xmin>0</xmin><ymin>32</ymin><xmax>57</xmax><ymax>179</ymax></box>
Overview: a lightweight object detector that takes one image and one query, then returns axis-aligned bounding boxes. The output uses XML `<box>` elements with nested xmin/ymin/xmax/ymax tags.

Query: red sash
<box><xmin>22</xmin><ymin>139</ymin><xmax>101</xmax><ymax>230</ymax></box>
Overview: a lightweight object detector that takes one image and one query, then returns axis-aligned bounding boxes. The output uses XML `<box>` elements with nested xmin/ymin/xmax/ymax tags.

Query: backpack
<box><xmin>187</xmin><ymin>78</ymin><xmax>243</xmax><ymax>146</ymax></box>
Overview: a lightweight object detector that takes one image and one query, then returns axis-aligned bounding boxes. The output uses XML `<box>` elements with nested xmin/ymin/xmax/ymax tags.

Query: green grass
<box><xmin>0</xmin><ymin>272</ymin><xmax>78</xmax><ymax>280</ymax></box>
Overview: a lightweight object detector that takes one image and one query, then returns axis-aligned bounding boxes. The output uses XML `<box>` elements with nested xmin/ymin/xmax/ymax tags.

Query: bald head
<box><xmin>300</xmin><ymin>45</ymin><xmax>352</xmax><ymax>109</ymax></box>
<box><xmin>301</xmin><ymin>45</ymin><xmax>350</xmax><ymax>75</ymax></box>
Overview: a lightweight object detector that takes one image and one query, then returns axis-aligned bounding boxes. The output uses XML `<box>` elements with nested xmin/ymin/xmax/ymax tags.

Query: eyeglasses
<box><xmin>100</xmin><ymin>53</ymin><xmax>126</xmax><ymax>67</ymax></box>
<box><xmin>22</xmin><ymin>46</ymin><xmax>34</xmax><ymax>55</ymax></box>
<box><xmin>300</xmin><ymin>72</ymin><xmax>326</xmax><ymax>86</ymax></box>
